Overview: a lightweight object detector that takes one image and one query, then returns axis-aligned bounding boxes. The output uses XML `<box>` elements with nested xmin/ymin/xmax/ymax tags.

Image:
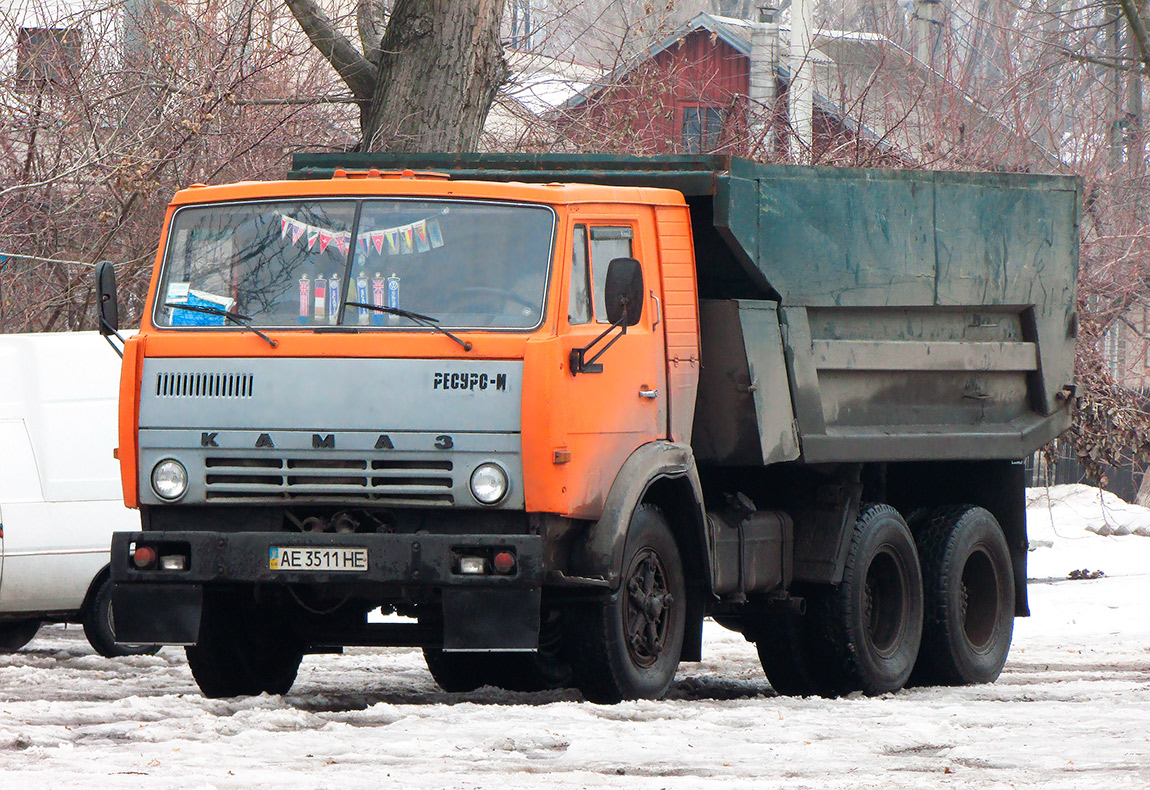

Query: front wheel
<box><xmin>185</xmin><ymin>590</ymin><xmax>303</xmax><ymax>698</ymax></box>
<box><xmin>83</xmin><ymin>574</ymin><xmax>162</xmax><ymax>658</ymax></box>
<box><xmin>421</xmin><ymin>606</ymin><xmax>572</xmax><ymax>693</ymax></box>
<box><xmin>566</xmin><ymin>505</ymin><xmax>686</xmax><ymax>703</ymax></box>
<box><xmin>0</xmin><ymin>619</ymin><xmax>41</xmax><ymax>653</ymax></box>
<box><xmin>421</xmin><ymin>648</ymin><xmax>489</xmax><ymax>693</ymax></box>
<box><xmin>910</xmin><ymin>506</ymin><xmax>1014</xmax><ymax>686</ymax></box>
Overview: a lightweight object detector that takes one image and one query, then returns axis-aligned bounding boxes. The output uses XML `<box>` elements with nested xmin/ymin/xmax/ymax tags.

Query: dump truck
<box><xmin>98</xmin><ymin>154</ymin><xmax>1079</xmax><ymax>701</ymax></box>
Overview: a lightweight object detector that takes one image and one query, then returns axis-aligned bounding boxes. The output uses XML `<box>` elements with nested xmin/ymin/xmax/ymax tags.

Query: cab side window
<box><xmin>569</xmin><ymin>224</ymin><xmax>638</xmax><ymax>325</ymax></box>
<box><xmin>588</xmin><ymin>227</ymin><xmax>634</xmax><ymax>324</ymax></box>
<box><xmin>569</xmin><ymin>224</ymin><xmax>592</xmax><ymax>325</ymax></box>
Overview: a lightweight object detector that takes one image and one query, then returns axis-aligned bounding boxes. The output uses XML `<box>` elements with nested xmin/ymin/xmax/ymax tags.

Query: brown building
<box><xmin>555</xmin><ymin>11</ymin><xmax>1058</xmax><ymax>171</ymax></box>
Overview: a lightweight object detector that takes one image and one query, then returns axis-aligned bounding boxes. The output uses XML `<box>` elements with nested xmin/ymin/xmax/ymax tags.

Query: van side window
<box><xmin>589</xmin><ymin>226</ymin><xmax>634</xmax><ymax>324</ymax></box>
<box><xmin>569</xmin><ymin>224</ymin><xmax>592</xmax><ymax>325</ymax></box>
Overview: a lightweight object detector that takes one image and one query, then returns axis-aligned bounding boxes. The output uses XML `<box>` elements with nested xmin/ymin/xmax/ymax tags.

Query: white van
<box><xmin>0</xmin><ymin>331</ymin><xmax>155</xmax><ymax>655</ymax></box>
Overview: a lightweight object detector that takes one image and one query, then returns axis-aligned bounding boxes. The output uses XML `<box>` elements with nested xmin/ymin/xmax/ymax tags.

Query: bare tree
<box><xmin>283</xmin><ymin>0</ymin><xmax>509</xmax><ymax>151</ymax></box>
<box><xmin>0</xmin><ymin>0</ymin><xmax>347</xmax><ymax>333</ymax></box>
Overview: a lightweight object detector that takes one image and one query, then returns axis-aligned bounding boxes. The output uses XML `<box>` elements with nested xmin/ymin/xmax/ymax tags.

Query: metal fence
<box><xmin>1025</xmin><ymin>442</ymin><xmax>1143</xmax><ymax>503</ymax></box>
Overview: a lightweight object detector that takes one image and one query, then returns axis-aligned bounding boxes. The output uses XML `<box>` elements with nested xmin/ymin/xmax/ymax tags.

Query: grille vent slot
<box><xmin>157</xmin><ymin>372</ymin><xmax>254</xmax><ymax>398</ymax></box>
<box><xmin>203</xmin><ymin>455</ymin><xmax>455</xmax><ymax>504</ymax></box>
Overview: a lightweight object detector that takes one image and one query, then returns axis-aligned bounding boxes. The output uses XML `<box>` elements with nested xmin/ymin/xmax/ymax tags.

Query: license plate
<box><xmin>269</xmin><ymin>546</ymin><xmax>368</xmax><ymax>572</ymax></box>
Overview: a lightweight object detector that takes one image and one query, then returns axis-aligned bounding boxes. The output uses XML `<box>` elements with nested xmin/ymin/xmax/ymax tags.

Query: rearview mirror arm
<box><xmin>569</xmin><ymin>309</ymin><xmax>629</xmax><ymax>375</ymax></box>
<box><xmin>100</xmin><ymin>322</ymin><xmax>125</xmax><ymax>358</ymax></box>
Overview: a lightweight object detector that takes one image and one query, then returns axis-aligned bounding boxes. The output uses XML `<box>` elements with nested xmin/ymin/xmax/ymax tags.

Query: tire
<box><xmin>910</xmin><ymin>506</ymin><xmax>1015</xmax><ymax>686</ymax></box>
<box><xmin>492</xmin><ymin>606</ymin><xmax>574</xmax><ymax>692</ymax></box>
<box><xmin>0</xmin><ymin>619</ymin><xmax>41</xmax><ymax>653</ymax></box>
<box><xmin>421</xmin><ymin>648</ymin><xmax>489</xmax><ymax>692</ymax></box>
<box><xmin>565</xmin><ymin>505</ymin><xmax>686</xmax><ymax>703</ymax></box>
<box><xmin>83</xmin><ymin>574</ymin><xmax>162</xmax><ymax>658</ymax></box>
<box><xmin>823</xmin><ymin>504</ymin><xmax>923</xmax><ymax>696</ymax></box>
<box><xmin>185</xmin><ymin>590</ymin><xmax>303</xmax><ymax>698</ymax></box>
<box><xmin>422</xmin><ymin>607</ymin><xmax>573</xmax><ymax>693</ymax></box>
<box><xmin>752</xmin><ymin>585</ymin><xmax>839</xmax><ymax>697</ymax></box>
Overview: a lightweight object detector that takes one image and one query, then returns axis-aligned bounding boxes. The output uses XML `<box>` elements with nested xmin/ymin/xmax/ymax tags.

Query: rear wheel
<box><xmin>0</xmin><ymin>619</ymin><xmax>41</xmax><ymax>653</ymax></box>
<box><xmin>566</xmin><ymin>505</ymin><xmax>686</xmax><ymax>703</ymax></box>
<box><xmin>823</xmin><ymin>504</ymin><xmax>923</xmax><ymax>696</ymax></box>
<box><xmin>83</xmin><ymin>574</ymin><xmax>162</xmax><ymax>658</ymax></box>
<box><xmin>910</xmin><ymin>506</ymin><xmax>1014</xmax><ymax>686</ymax></box>
<box><xmin>185</xmin><ymin>590</ymin><xmax>303</xmax><ymax>698</ymax></box>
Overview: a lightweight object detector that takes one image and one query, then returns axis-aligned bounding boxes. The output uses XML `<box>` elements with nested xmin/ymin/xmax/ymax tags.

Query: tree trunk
<box><xmin>362</xmin><ymin>0</ymin><xmax>507</xmax><ymax>151</ymax></box>
<box><xmin>1134</xmin><ymin>468</ymin><xmax>1150</xmax><ymax>508</ymax></box>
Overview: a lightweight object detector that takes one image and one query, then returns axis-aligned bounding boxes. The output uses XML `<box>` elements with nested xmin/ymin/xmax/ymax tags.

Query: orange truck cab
<box><xmin>100</xmin><ymin>154</ymin><xmax>1079</xmax><ymax>703</ymax></box>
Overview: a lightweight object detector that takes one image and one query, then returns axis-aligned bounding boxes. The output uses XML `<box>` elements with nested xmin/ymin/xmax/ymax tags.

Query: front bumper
<box><xmin>110</xmin><ymin>530</ymin><xmax>543</xmax><ymax>649</ymax></box>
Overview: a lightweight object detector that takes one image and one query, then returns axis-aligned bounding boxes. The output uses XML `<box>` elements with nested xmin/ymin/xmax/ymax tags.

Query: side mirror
<box><xmin>95</xmin><ymin>260</ymin><xmax>119</xmax><ymax>336</ymax></box>
<box><xmin>604</xmin><ymin>257</ymin><xmax>643</xmax><ymax>327</ymax></box>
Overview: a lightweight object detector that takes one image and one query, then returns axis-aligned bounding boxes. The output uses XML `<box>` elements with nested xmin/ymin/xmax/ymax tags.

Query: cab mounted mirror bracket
<box><xmin>569</xmin><ymin>257</ymin><xmax>644</xmax><ymax>375</ymax></box>
<box><xmin>570</xmin><ymin>314</ymin><xmax>628</xmax><ymax>374</ymax></box>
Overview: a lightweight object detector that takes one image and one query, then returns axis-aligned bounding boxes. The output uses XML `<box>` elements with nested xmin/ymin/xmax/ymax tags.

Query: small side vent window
<box><xmin>157</xmin><ymin>372</ymin><xmax>254</xmax><ymax>398</ymax></box>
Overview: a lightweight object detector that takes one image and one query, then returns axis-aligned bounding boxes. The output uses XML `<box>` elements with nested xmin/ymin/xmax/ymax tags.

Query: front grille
<box><xmin>157</xmin><ymin>371</ymin><xmax>254</xmax><ymax>398</ymax></box>
<box><xmin>203</xmin><ymin>456</ymin><xmax>455</xmax><ymax>504</ymax></box>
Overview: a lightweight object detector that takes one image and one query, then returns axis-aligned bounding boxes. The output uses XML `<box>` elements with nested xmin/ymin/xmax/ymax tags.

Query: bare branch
<box><xmin>357</xmin><ymin>0</ymin><xmax>390</xmax><ymax>68</ymax></box>
<box><xmin>1062</xmin><ymin>47</ymin><xmax>1147</xmax><ymax>73</ymax></box>
<box><xmin>1117</xmin><ymin>0</ymin><xmax>1150</xmax><ymax>71</ymax></box>
<box><xmin>283</xmin><ymin>0</ymin><xmax>377</xmax><ymax>101</ymax></box>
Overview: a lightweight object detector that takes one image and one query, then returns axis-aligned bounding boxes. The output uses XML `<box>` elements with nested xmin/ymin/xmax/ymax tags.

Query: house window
<box><xmin>16</xmin><ymin>27</ymin><xmax>82</xmax><ymax>92</ymax></box>
<box><xmin>682</xmin><ymin>106</ymin><xmax>723</xmax><ymax>153</ymax></box>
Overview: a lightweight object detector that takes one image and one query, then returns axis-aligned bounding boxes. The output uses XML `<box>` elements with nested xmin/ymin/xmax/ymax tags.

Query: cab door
<box><xmin>554</xmin><ymin>209</ymin><xmax>666</xmax><ymax>518</ymax></box>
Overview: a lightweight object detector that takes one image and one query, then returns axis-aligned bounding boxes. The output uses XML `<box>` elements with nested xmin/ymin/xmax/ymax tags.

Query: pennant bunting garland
<box><xmin>277</xmin><ymin>212</ymin><xmax>447</xmax><ymax>260</ymax></box>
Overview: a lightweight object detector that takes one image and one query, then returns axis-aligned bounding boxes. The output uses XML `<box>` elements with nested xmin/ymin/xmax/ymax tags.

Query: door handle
<box><xmin>650</xmin><ymin>290</ymin><xmax>662</xmax><ymax>328</ymax></box>
<box><xmin>639</xmin><ymin>387</ymin><xmax>659</xmax><ymax>399</ymax></box>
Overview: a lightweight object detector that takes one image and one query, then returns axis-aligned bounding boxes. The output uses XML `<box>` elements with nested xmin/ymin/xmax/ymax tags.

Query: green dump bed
<box><xmin>291</xmin><ymin>154</ymin><xmax>1080</xmax><ymax>465</ymax></box>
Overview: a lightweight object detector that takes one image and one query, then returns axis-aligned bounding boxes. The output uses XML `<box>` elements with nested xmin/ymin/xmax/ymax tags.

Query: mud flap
<box><xmin>442</xmin><ymin>587</ymin><xmax>541</xmax><ymax>651</ymax></box>
<box><xmin>111</xmin><ymin>583</ymin><xmax>203</xmax><ymax>645</ymax></box>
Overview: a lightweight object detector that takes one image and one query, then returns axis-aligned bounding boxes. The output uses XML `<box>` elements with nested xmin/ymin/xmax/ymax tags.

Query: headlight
<box><xmin>470</xmin><ymin>462</ymin><xmax>509</xmax><ymax>505</ymax></box>
<box><xmin>151</xmin><ymin>459</ymin><xmax>188</xmax><ymax>501</ymax></box>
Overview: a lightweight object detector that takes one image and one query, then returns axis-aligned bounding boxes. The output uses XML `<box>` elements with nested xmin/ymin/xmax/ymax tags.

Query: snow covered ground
<box><xmin>1</xmin><ymin>485</ymin><xmax>1148</xmax><ymax>789</ymax></box>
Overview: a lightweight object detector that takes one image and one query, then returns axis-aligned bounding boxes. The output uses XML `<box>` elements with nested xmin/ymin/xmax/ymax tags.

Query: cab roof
<box><xmin>169</xmin><ymin>171</ymin><xmax>687</xmax><ymax>209</ymax></box>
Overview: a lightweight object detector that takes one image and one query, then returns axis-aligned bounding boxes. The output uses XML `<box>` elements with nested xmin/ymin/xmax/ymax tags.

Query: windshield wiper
<box><xmin>164</xmin><ymin>302</ymin><xmax>278</xmax><ymax>348</ymax></box>
<box><xmin>345</xmin><ymin>301</ymin><xmax>472</xmax><ymax>351</ymax></box>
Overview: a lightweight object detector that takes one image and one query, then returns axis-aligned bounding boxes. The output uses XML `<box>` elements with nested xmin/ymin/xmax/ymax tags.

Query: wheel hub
<box><xmin>625</xmin><ymin>548</ymin><xmax>674</xmax><ymax>668</ymax></box>
<box><xmin>863</xmin><ymin>549</ymin><xmax>906</xmax><ymax>657</ymax></box>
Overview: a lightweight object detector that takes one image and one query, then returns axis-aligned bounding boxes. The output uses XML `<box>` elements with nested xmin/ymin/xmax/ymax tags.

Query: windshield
<box><xmin>154</xmin><ymin>198</ymin><xmax>555</xmax><ymax>330</ymax></box>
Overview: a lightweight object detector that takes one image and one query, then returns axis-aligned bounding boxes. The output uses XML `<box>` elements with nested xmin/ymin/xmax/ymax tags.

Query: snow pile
<box><xmin>1027</xmin><ymin>483</ymin><xmax>1150</xmax><ymax>536</ymax></box>
<box><xmin>1025</xmin><ymin>483</ymin><xmax>1150</xmax><ymax>580</ymax></box>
